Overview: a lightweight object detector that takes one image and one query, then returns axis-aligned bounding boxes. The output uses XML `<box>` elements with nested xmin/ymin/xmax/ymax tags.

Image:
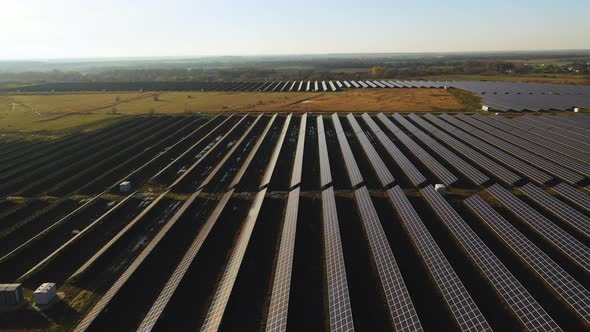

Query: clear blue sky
<box><xmin>1</xmin><ymin>0</ymin><xmax>588</xmax><ymax>59</ymax></box>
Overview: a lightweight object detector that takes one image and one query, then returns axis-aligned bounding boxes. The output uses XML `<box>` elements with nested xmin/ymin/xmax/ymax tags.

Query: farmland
<box><xmin>0</xmin><ymin>110</ymin><xmax>589</xmax><ymax>332</ymax></box>
<box><xmin>0</xmin><ymin>89</ymin><xmax>469</xmax><ymax>137</ymax></box>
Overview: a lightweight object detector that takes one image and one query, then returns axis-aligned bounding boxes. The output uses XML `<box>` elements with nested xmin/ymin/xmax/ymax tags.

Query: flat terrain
<box><xmin>282</xmin><ymin>89</ymin><xmax>466</xmax><ymax>112</ymax></box>
<box><xmin>0</xmin><ymin>89</ymin><xmax>470</xmax><ymax>137</ymax></box>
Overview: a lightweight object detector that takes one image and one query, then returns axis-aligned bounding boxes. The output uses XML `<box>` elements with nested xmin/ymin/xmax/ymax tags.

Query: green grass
<box><xmin>446</xmin><ymin>88</ymin><xmax>483</xmax><ymax>112</ymax></box>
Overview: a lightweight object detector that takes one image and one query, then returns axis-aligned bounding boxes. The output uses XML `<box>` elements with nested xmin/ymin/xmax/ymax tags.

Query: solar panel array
<box><xmin>25</xmin><ymin>112</ymin><xmax>590</xmax><ymax>332</ymax></box>
<box><xmin>428</xmin><ymin>114</ymin><xmax>552</xmax><ymax>184</ymax></box>
<box><xmin>420</xmin><ymin>186</ymin><xmax>560</xmax><ymax>332</ymax></box>
<box><xmin>518</xmin><ymin>183</ymin><xmax>590</xmax><ymax>238</ymax></box>
<box><xmin>317</xmin><ymin>116</ymin><xmax>333</xmax><ymax>188</ymax></box>
<box><xmin>332</xmin><ymin>114</ymin><xmax>364</xmax><ymax>188</ymax></box>
<box><xmin>401</xmin><ymin>114</ymin><xmax>490</xmax><ymax>185</ymax></box>
<box><xmin>474</xmin><ymin>115</ymin><xmax>590</xmax><ymax>170</ymax></box>
<box><xmin>411</xmin><ymin>114</ymin><xmax>521</xmax><ymax>184</ymax></box>
<box><xmin>552</xmin><ymin>182</ymin><xmax>590</xmax><ymax>213</ymax></box>
<box><xmin>345</xmin><ymin>114</ymin><xmax>395</xmax><ymax>188</ymax></box>
<box><xmin>322</xmin><ymin>187</ymin><xmax>355</xmax><ymax>332</ymax></box>
<box><xmin>260</xmin><ymin>114</ymin><xmax>292</xmax><ymax>189</ymax></box>
<box><xmin>386</xmin><ymin>186</ymin><xmax>491</xmax><ymax>332</ymax></box>
<box><xmin>466</xmin><ymin>114</ymin><xmax>590</xmax><ymax>177</ymax></box>
<box><xmin>486</xmin><ymin>184</ymin><xmax>590</xmax><ymax>273</ymax></box>
<box><xmin>353</xmin><ymin>186</ymin><xmax>423</xmax><ymax>332</ymax></box>
<box><xmin>373</xmin><ymin>113</ymin><xmax>458</xmax><ymax>185</ymax></box>
<box><xmin>347</xmin><ymin>113</ymin><xmax>426</xmax><ymax>187</ymax></box>
<box><xmin>201</xmin><ymin>188</ymin><xmax>268</xmax><ymax>332</ymax></box>
<box><xmin>266</xmin><ymin>187</ymin><xmax>300</xmax><ymax>332</ymax></box>
<box><xmin>137</xmin><ymin>189</ymin><xmax>235</xmax><ymax>332</ymax></box>
<box><xmin>290</xmin><ymin>114</ymin><xmax>307</xmax><ymax>189</ymax></box>
<box><xmin>465</xmin><ymin>195</ymin><xmax>590</xmax><ymax>325</ymax></box>
<box><xmin>446</xmin><ymin>114</ymin><xmax>584</xmax><ymax>184</ymax></box>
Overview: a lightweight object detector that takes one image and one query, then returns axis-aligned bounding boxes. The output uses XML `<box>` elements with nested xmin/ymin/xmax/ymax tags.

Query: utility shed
<box><xmin>120</xmin><ymin>181</ymin><xmax>132</xmax><ymax>193</ymax></box>
<box><xmin>34</xmin><ymin>283</ymin><xmax>57</xmax><ymax>305</ymax></box>
<box><xmin>0</xmin><ymin>284</ymin><xmax>24</xmax><ymax>307</ymax></box>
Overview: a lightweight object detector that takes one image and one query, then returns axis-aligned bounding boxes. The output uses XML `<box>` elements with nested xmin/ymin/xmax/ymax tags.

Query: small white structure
<box><xmin>434</xmin><ymin>184</ymin><xmax>447</xmax><ymax>195</ymax></box>
<box><xmin>0</xmin><ymin>284</ymin><xmax>24</xmax><ymax>307</ymax></box>
<box><xmin>120</xmin><ymin>181</ymin><xmax>132</xmax><ymax>193</ymax></box>
<box><xmin>34</xmin><ymin>283</ymin><xmax>57</xmax><ymax>305</ymax></box>
<box><xmin>574</xmin><ymin>107</ymin><xmax>580</xmax><ymax>113</ymax></box>
<box><xmin>482</xmin><ymin>105</ymin><xmax>490</xmax><ymax>112</ymax></box>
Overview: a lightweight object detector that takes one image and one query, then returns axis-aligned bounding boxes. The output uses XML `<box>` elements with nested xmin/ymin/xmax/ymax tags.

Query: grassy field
<box><xmin>0</xmin><ymin>89</ymin><xmax>472</xmax><ymax>138</ymax></box>
<box><xmin>279</xmin><ymin>89</ymin><xmax>467</xmax><ymax>113</ymax></box>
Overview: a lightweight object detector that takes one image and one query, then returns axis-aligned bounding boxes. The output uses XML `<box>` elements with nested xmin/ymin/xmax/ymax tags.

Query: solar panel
<box><xmin>518</xmin><ymin>183</ymin><xmax>590</xmax><ymax>238</ymax></box>
<box><xmin>317</xmin><ymin>116</ymin><xmax>333</xmax><ymax>188</ymax></box>
<box><xmin>137</xmin><ymin>189</ymin><xmax>235</xmax><ymax>332</ymax></box>
<box><xmin>412</xmin><ymin>114</ymin><xmax>521</xmax><ymax>184</ymax></box>
<box><xmin>475</xmin><ymin>115</ymin><xmax>590</xmax><ymax>168</ymax></box>
<box><xmin>401</xmin><ymin>114</ymin><xmax>489</xmax><ymax>185</ymax></box>
<box><xmin>486</xmin><ymin>184</ymin><xmax>590</xmax><ymax>273</ymax></box>
<box><xmin>373</xmin><ymin>114</ymin><xmax>458</xmax><ymax>186</ymax></box>
<box><xmin>322</xmin><ymin>187</ymin><xmax>355</xmax><ymax>332</ymax></box>
<box><xmin>445</xmin><ymin>114</ymin><xmax>583</xmax><ymax>184</ymax></box>
<box><xmin>515</xmin><ymin>117</ymin><xmax>590</xmax><ymax>152</ymax></box>
<box><xmin>433</xmin><ymin>114</ymin><xmax>553</xmax><ymax>185</ymax></box>
<box><xmin>353</xmin><ymin>186</ymin><xmax>423</xmax><ymax>332</ymax></box>
<box><xmin>332</xmin><ymin>114</ymin><xmax>364</xmax><ymax>188</ymax></box>
<box><xmin>457</xmin><ymin>114</ymin><xmax>590</xmax><ymax>181</ymax></box>
<box><xmin>73</xmin><ymin>189</ymin><xmax>203</xmax><ymax>332</ymax></box>
<box><xmin>201</xmin><ymin>188</ymin><xmax>267</xmax><ymax>332</ymax></box>
<box><xmin>552</xmin><ymin>182</ymin><xmax>590</xmax><ymax>213</ymax></box>
<box><xmin>350</xmin><ymin>114</ymin><xmax>426</xmax><ymax>186</ymax></box>
<box><xmin>421</xmin><ymin>186</ymin><xmax>560</xmax><ymax>332</ymax></box>
<box><xmin>260</xmin><ymin>114</ymin><xmax>292</xmax><ymax>189</ymax></box>
<box><xmin>266</xmin><ymin>187</ymin><xmax>300</xmax><ymax>332</ymax></box>
<box><xmin>465</xmin><ymin>195</ymin><xmax>590</xmax><ymax>325</ymax></box>
<box><xmin>290</xmin><ymin>114</ymin><xmax>307</xmax><ymax>189</ymax></box>
<box><xmin>346</xmin><ymin>114</ymin><xmax>395</xmax><ymax>188</ymax></box>
<box><xmin>228</xmin><ymin>114</ymin><xmax>278</xmax><ymax>189</ymax></box>
<box><xmin>386</xmin><ymin>186</ymin><xmax>491</xmax><ymax>332</ymax></box>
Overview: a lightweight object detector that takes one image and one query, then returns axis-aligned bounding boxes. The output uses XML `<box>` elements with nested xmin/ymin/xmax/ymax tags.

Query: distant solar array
<box><xmin>6</xmin><ymin>79</ymin><xmax>588</xmax><ymax>111</ymax></box>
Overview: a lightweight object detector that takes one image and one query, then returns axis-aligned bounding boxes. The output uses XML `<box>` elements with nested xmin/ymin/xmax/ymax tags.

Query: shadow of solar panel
<box><xmin>201</xmin><ymin>188</ymin><xmax>267</xmax><ymax>332</ymax></box>
<box><xmin>332</xmin><ymin>114</ymin><xmax>364</xmax><ymax>188</ymax></box>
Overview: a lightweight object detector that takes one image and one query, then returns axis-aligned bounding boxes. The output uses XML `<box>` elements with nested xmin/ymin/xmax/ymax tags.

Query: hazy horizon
<box><xmin>2</xmin><ymin>0</ymin><xmax>589</xmax><ymax>60</ymax></box>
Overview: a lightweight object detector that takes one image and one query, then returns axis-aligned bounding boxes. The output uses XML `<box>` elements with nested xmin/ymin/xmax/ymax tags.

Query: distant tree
<box><xmin>371</xmin><ymin>66</ymin><xmax>388</xmax><ymax>78</ymax></box>
<box><xmin>115</xmin><ymin>96</ymin><xmax>121</xmax><ymax>102</ymax></box>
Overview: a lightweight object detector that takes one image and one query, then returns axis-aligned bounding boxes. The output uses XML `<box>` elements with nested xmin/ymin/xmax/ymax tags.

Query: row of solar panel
<box><xmin>76</xmin><ymin>112</ymin><xmax>590</xmax><ymax>332</ymax></box>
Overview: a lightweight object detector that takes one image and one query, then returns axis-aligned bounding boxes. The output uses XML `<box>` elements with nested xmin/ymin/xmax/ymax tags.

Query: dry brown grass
<box><xmin>277</xmin><ymin>89</ymin><xmax>465</xmax><ymax>112</ymax></box>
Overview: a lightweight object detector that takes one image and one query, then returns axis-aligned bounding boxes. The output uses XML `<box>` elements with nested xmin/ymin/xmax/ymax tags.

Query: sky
<box><xmin>1</xmin><ymin>0</ymin><xmax>589</xmax><ymax>59</ymax></box>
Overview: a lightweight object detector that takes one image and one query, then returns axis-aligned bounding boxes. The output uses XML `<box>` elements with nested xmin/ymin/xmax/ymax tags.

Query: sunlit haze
<box><xmin>1</xmin><ymin>0</ymin><xmax>589</xmax><ymax>59</ymax></box>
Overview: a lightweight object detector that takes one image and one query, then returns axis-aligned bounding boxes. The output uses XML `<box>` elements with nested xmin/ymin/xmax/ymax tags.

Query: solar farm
<box><xmin>0</xmin><ymin>109</ymin><xmax>589</xmax><ymax>332</ymax></box>
<box><xmin>5</xmin><ymin>80</ymin><xmax>590</xmax><ymax>112</ymax></box>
